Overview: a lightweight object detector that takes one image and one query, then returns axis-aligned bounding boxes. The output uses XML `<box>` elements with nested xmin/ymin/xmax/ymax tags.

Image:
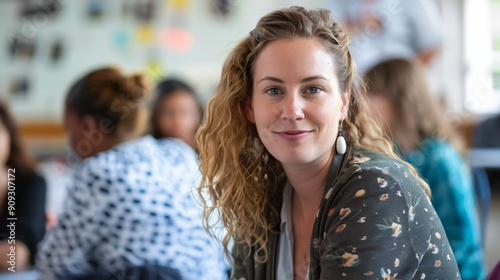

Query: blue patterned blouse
<box><xmin>36</xmin><ymin>136</ymin><xmax>226</xmax><ymax>280</ymax></box>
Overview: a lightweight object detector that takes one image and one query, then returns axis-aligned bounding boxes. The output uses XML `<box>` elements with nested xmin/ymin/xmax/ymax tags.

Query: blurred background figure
<box><xmin>151</xmin><ymin>78</ymin><xmax>203</xmax><ymax>150</ymax></box>
<box><xmin>364</xmin><ymin>58</ymin><xmax>487</xmax><ymax>280</ymax></box>
<box><xmin>327</xmin><ymin>0</ymin><xmax>442</xmax><ymax>74</ymax></box>
<box><xmin>36</xmin><ymin>67</ymin><xmax>226</xmax><ymax>280</ymax></box>
<box><xmin>0</xmin><ymin>102</ymin><xmax>46</xmax><ymax>271</ymax></box>
<box><xmin>473</xmin><ymin>113</ymin><xmax>500</xmax><ymax>148</ymax></box>
<box><xmin>472</xmin><ymin>113</ymin><xmax>500</xmax><ymax>188</ymax></box>
<box><xmin>151</xmin><ymin>78</ymin><xmax>231</xmax><ymax>276</ymax></box>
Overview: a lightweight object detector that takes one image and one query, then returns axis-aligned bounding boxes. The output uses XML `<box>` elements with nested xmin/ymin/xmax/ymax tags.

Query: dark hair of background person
<box><xmin>0</xmin><ymin>101</ymin><xmax>36</xmax><ymax>176</ymax></box>
<box><xmin>363</xmin><ymin>58</ymin><xmax>464</xmax><ymax>154</ymax></box>
<box><xmin>66</xmin><ymin>67</ymin><xmax>151</xmax><ymax>138</ymax></box>
<box><xmin>150</xmin><ymin>77</ymin><xmax>203</xmax><ymax>139</ymax></box>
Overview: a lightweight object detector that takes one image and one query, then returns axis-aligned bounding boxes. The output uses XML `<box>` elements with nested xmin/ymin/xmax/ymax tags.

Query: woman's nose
<box><xmin>280</xmin><ymin>94</ymin><xmax>305</xmax><ymax>121</ymax></box>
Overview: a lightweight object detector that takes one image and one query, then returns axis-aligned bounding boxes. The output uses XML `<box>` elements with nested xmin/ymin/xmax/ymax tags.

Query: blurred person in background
<box><xmin>0</xmin><ymin>101</ymin><xmax>47</xmax><ymax>271</ymax></box>
<box><xmin>364</xmin><ymin>58</ymin><xmax>487</xmax><ymax>280</ymax></box>
<box><xmin>36</xmin><ymin>67</ymin><xmax>226</xmax><ymax>280</ymax></box>
<box><xmin>328</xmin><ymin>0</ymin><xmax>442</xmax><ymax>74</ymax></box>
<box><xmin>472</xmin><ymin>113</ymin><xmax>500</xmax><ymax>188</ymax></box>
<box><xmin>151</xmin><ymin>78</ymin><xmax>231</xmax><ymax>277</ymax></box>
<box><xmin>150</xmin><ymin>78</ymin><xmax>203</xmax><ymax>150</ymax></box>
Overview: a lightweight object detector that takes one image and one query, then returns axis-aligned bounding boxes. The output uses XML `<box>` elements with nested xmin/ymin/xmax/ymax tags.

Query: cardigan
<box><xmin>230</xmin><ymin>148</ymin><xmax>461</xmax><ymax>279</ymax></box>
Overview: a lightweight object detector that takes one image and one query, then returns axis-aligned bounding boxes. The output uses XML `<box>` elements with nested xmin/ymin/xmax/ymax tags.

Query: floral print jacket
<box><xmin>231</xmin><ymin>149</ymin><xmax>461</xmax><ymax>280</ymax></box>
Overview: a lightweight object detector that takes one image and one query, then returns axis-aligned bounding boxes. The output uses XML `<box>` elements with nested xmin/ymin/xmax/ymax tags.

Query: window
<box><xmin>465</xmin><ymin>0</ymin><xmax>500</xmax><ymax>114</ymax></box>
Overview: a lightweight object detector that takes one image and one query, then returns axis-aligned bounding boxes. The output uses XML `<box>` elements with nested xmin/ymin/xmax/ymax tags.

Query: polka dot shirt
<box><xmin>36</xmin><ymin>136</ymin><xmax>226</xmax><ymax>280</ymax></box>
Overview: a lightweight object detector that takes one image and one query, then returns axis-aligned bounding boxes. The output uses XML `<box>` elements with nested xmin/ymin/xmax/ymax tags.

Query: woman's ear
<box><xmin>341</xmin><ymin>90</ymin><xmax>351</xmax><ymax>119</ymax></box>
<box><xmin>243</xmin><ymin>98</ymin><xmax>255</xmax><ymax>124</ymax></box>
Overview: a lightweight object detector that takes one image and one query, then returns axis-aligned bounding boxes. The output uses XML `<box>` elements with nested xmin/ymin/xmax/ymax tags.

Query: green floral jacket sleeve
<box><xmin>310</xmin><ymin>151</ymin><xmax>461</xmax><ymax>279</ymax></box>
<box><xmin>231</xmin><ymin>150</ymin><xmax>461</xmax><ymax>280</ymax></box>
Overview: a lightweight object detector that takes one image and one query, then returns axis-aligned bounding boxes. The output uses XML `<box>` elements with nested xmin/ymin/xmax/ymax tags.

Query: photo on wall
<box><xmin>123</xmin><ymin>0</ymin><xmax>157</xmax><ymax>23</ymax></box>
<box><xmin>49</xmin><ymin>38</ymin><xmax>64</xmax><ymax>64</ymax></box>
<box><xmin>85</xmin><ymin>0</ymin><xmax>108</xmax><ymax>21</ymax></box>
<box><xmin>8</xmin><ymin>76</ymin><xmax>31</xmax><ymax>98</ymax></box>
<box><xmin>9</xmin><ymin>36</ymin><xmax>37</xmax><ymax>60</ymax></box>
<box><xmin>210</xmin><ymin>0</ymin><xmax>235</xmax><ymax>19</ymax></box>
<box><xmin>20</xmin><ymin>0</ymin><xmax>61</xmax><ymax>19</ymax></box>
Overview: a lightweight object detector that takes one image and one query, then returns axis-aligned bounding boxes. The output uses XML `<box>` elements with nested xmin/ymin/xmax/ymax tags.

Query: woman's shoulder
<box><xmin>346</xmin><ymin>150</ymin><xmax>408</xmax><ymax>175</ymax></box>
<box><xmin>341</xmin><ymin>149</ymin><xmax>423</xmax><ymax>194</ymax></box>
<box><xmin>154</xmin><ymin>136</ymin><xmax>198</xmax><ymax>159</ymax></box>
<box><xmin>74</xmin><ymin>136</ymin><xmax>199</xmax><ymax>193</ymax></box>
<box><xmin>83</xmin><ymin>135</ymin><xmax>197</xmax><ymax>167</ymax></box>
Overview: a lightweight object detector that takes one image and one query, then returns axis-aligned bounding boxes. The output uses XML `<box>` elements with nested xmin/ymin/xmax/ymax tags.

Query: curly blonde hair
<box><xmin>197</xmin><ymin>6</ymin><xmax>430</xmax><ymax>263</ymax></box>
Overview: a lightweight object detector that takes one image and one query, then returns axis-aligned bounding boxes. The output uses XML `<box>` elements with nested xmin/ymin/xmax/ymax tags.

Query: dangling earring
<box><xmin>336</xmin><ymin>120</ymin><xmax>347</xmax><ymax>155</ymax></box>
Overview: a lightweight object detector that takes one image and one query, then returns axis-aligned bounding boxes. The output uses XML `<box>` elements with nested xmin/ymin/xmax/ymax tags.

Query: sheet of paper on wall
<box><xmin>135</xmin><ymin>25</ymin><xmax>155</xmax><ymax>45</ymax></box>
<box><xmin>113</xmin><ymin>28</ymin><xmax>132</xmax><ymax>50</ymax></box>
<box><xmin>158</xmin><ymin>28</ymin><xmax>194</xmax><ymax>53</ymax></box>
<box><xmin>9</xmin><ymin>36</ymin><xmax>36</xmax><ymax>60</ymax></box>
<box><xmin>9</xmin><ymin>76</ymin><xmax>31</xmax><ymax>98</ymax></box>
<box><xmin>145</xmin><ymin>60</ymin><xmax>165</xmax><ymax>83</ymax></box>
<box><xmin>85</xmin><ymin>0</ymin><xmax>108</xmax><ymax>21</ymax></box>
<box><xmin>210</xmin><ymin>0</ymin><xmax>234</xmax><ymax>19</ymax></box>
<box><xmin>49</xmin><ymin>39</ymin><xmax>64</xmax><ymax>64</ymax></box>
<box><xmin>21</xmin><ymin>0</ymin><xmax>61</xmax><ymax>19</ymax></box>
<box><xmin>168</xmin><ymin>0</ymin><xmax>191</xmax><ymax>11</ymax></box>
<box><xmin>132</xmin><ymin>0</ymin><xmax>156</xmax><ymax>23</ymax></box>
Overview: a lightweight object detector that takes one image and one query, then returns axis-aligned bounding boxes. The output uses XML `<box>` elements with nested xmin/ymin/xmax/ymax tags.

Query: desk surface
<box><xmin>468</xmin><ymin>149</ymin><xmax>500</xmax><ymax>168</ymax></box>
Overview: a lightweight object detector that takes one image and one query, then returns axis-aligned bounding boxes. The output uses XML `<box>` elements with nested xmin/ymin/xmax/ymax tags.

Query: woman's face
<box><xmin>0</xmin><ymin>117</ymin><xmax>11</xmax><ymax>166</ymax></box>
<box><xmin>246</xmin><ymin>37</ymin><xmax>349</xmax><ymax>167</ymax></box>
<box><xmin>157</xmin><ymin>91</ymin><xmax>200</xmax><ymax>144</ymax></box>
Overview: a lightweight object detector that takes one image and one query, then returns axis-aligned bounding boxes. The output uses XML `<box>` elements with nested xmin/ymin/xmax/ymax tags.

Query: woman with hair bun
<box><xmin>36</xmin><ymin>67</ymin><xmax>225</xmax><ymax>280</ymax></box>
<box><xmin>197</xmin><ymin>7</ymin><xmax>460</xmax><ymax>279</ymax></box>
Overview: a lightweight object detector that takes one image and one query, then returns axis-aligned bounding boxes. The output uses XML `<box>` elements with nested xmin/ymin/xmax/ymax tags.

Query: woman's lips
<box><xmin>275</xmin><ymin>130</ymin><xmax>311</xmax><ymax>141</ymax></box>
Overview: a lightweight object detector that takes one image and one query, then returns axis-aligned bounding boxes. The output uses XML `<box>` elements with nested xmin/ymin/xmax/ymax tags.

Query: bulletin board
<box><xmin>0</xmin><ymin>0</ymin><xmax>321</xmax><ymax>122</ymax></box>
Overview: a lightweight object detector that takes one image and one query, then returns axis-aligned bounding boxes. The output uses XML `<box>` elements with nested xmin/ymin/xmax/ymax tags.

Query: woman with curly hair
<box><xmin>197</xmin><ymin>6</ymin><xmax>460</xmax><ymax>279</ymax></box>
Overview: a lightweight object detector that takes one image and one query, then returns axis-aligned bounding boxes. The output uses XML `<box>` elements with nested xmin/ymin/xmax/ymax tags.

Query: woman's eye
<box><xmin>265</xmin><ymin>88</ymin><xmax>281</xmax><ymax>95</ymax></box>
<box><xmin>306</xmin><ymin>87</ymin><xmax>321</xmax><ymax>94</ymax></box>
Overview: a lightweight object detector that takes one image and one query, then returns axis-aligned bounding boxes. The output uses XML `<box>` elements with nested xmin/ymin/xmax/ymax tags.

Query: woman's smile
<box><xmin>274</xmin><ymin>130</ymin><xmax>312</xmax><ymax>141</ymax></box>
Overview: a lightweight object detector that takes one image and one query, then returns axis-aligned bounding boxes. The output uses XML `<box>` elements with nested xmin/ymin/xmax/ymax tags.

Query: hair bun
<box><xmin>120</xmin><ymin>73</ymin><xmax>152</xmax><ymax>102</ymax></box>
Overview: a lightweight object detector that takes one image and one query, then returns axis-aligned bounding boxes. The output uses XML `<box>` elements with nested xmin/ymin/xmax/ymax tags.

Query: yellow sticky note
<box><xmin>169</xmin><ymin>0</ymin><xmax>190</xmax><ymax>10</ymax></box>
<box><xmin>136</xmin><ymin>25</ymin><xmax>155</xmax><ymax>44</ymax></box>
<box><xmin>145</xmin><ymin>61</ymin><xmax>165</xmax><ymax>82</ymax></box>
